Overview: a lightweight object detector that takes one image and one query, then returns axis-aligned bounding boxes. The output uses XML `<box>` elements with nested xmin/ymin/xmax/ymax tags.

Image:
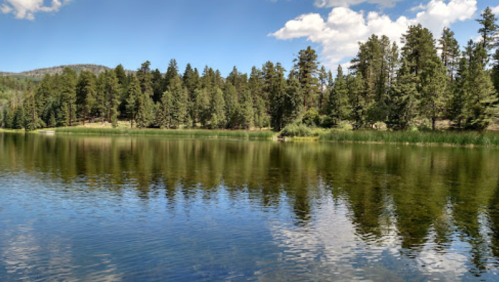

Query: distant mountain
<box><xmin>0</xmin><ymin>64</ymin><xmax>134</xmax><ymax>81</ymax></box>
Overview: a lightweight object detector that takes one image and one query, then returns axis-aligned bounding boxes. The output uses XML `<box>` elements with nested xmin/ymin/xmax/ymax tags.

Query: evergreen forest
<box><xmin>2</xmin><ymin>7</ymin><xmax>499</xmax><ymax>133</ymax></box>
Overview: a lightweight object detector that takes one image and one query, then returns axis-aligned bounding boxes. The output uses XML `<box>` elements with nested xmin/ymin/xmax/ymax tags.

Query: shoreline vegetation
<box><xmin>3</xmin><ymin>125</ymin><xmax>499</xmax><ymax>148</ymax></box>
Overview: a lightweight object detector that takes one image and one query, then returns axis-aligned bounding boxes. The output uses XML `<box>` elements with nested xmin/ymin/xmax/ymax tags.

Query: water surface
<box><xmin>1</xmin><ymin>133</ymin><xmax>499</xmax><ymax>281</ymax></box>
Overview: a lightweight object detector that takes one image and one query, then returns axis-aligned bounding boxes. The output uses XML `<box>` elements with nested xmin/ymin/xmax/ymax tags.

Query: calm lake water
<box><xmin>1</xmin><ymin>133</ymin><xmax>499</xmax><ymax>281</ymax></box>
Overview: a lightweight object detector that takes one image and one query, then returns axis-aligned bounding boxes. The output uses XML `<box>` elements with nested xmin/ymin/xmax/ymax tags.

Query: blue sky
<box><xmin>0</xmin><ymin>0</ymin><xmax>498</xmax><ymax>75</ymax></box>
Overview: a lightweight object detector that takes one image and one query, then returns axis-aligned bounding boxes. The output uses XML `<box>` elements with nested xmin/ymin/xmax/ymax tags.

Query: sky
<box><xmin>0</xmin><ymin>0</ymin><xmax>498</xmax><ymax>76</ymax></box>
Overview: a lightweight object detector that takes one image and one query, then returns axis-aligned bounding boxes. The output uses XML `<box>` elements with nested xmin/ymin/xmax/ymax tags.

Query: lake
<box><xmin>1</xmin><ymin>133</ymin><xmax>499</xmax><ymax>281</ymax></box>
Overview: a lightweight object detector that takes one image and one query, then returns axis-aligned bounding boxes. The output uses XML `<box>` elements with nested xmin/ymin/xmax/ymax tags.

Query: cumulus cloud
<box><xmin>492</xmin><ymin>5</ymin><xmax>499</xmax><ymax>15</ymax></box>
<box><xmin>270</xmin><ymin>0</ymin><xmax>477</xmax><ymax>69</ymax></box>
<box><xmin>315</xmin><ymin>0</ymin><xmax>404</xmax><ymax>8</ymax></box>
<box><xmin>1</xmin><ymin>0</ymin><xmax>71</xmax><ymax>20</ymax></box>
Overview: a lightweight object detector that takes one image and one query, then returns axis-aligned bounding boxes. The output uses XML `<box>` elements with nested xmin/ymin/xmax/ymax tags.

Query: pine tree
<box><xmin>137</xmin><ymin>61</ymin><xmax>154</xmax><ymax>98</ymax></box>
<box><xmin>210</xmin><ymin>88</ymin><xmax>226</xmax><ymax>129</ymax></box>
<box><xmin>95</xmin><ymin>72</ymin><xmax>108</xmax><ymax>122</ymax></box>
<box><xmin>126</xmin><ymin>76</ymin><xmax>142</xmax><ymax>128</ymax></box>
<box><xmin>223</xmin><ymin>82</ymin><xmax>239</xmax><ymax>128</ymax></box>
<box><xmin>195</xmin><ymin>88</ymin><xmax>211</xmax><ymax>127</ymax></box>
<box><xmin>76</xmin><ymin>70</ymin><xmax>96</xmax><ymax>125</ymax></box>
<box><xmin>58</xmin><ymin>102</ymin><xmax>69</xmax><ymax>127</ymax></box>
<box><xmin>13</xmin><ymin>105</ymin><xmax>24</xmax><ymax>129</ymax></box>
<box><xmin>106</xmin><ymin>71</ymin><xmax>121</xmax><ymax>127</ymax></box>
<box><xmin>476</xmin><ymin>7</ymin><xmax>499</xmax><ymax>54</ymax></box>
<box><xmin>60</xmin><ymin>67</ymin><xmax>77</xmax><ymax>126</ymax></box>
<box><xmin>419</xmin><ymin>54</ymin><xmax>448</xmax><ymax>130</ymax></box>
<box><xmin>261</xmin><ymin>61</ymin><xmax>275</xmax><ymax>108</ymax></box>
<box><xmin>115</xmin><ymin>64</ymin><xmax>129</xmax><ymax>118</ymax></box>
<box><xmin>3</xmin><ymin>107</ymin><xmax>13</xmax><ymax>129</ymax></box>
<box><xmin>23</xmin><ymin>91</ymin><xmax>39</xmax><ymax>131</ymax></box>
<box><xmin>285</xmin><ymin>78</ymin><xmax>304</xmax><ymax>124</ymax></box>
<box><xmin>293</xmin><ymin>46</ymin><xmax>319</xmax><ymax>110</ymax></box>
<box><xmin>386</xmin><ymin>60</ymin><xmax>418</xmax><ymax>130</ymax></box>
<box><xmin>240</xmin><ymin>90</ymin><xmax>254</xmax><ymax>129</ymax></box>
<box><xmin>248</xmin><ymin>66</ymin><xmax>263</xmax><ymax>108</ymax></box>
<box><xmin>438</xmin><ymin>27</ymin><xmax>460</xmax><ymax>80</ymax></box>
<box><xmin>349</xmin><ymin>74</ymin><xmax>367</xmax><ymax>129</ymax></box>
<box><xmin>164</xmin><ymin>59</ymin><xmax>179</xmax><ymax>91</ymax></box>
<box><xmin>270</xmin><ymin>64</ymin><xmax>288</xmax><ymax>131</ymax></box>
<box><xmin>169</xmin><ymin>75</ymin><xmax>187</xmax><ymax>128</ymax></box>
<box><xmin>254</xmin><ymin>96</ymin><xmax>267</xmax><ymax>129</ymax></box>
<box><xmin>329</xmin><ymin>66</ymin><xmax>351</xmax><ymax>126</ymax></box>
<box><xmin>156</xmin><ymin>90</ymin><xmax>173</xmax><ymax>129</ymax></box>
<box><xmin>447</xmin><ymin>58</ymin><xmax>469</xmax><ymax>129</ymax></box>
<box><xmin>401</xmin><ymin>24</ymin><xmax>437</xmax><ymax>76</ymax></box>
<box><xmin>152</xmin><ymin>69</ymin><xmax>163</xmax><ymax>103</ymax></box>
<box><xmin>464</xmin><ymin>49</ymin><xmax>499</xmax><ymax>130</ymax></box>
<box><xmin>35</xmin><ymin>74</ymin><xmax>52</xmax><ymax>125</ymax></box>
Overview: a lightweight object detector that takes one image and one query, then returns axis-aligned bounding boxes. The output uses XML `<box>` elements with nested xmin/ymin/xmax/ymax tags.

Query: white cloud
<box><xmin>492</xmin><ymin>5</ymin><xmax>499</xmax><ymax>15</ymax></box>
<box><xmin>1</xmin><ymin>0</ymin><xmax>71</xmax><ymax>20</ymax></box>
<box><xmin>270</xmin><ymin>0</ymin><xmax>477</xmax><ymax>69</ymax></box>
<box><xmin>315</xmin><ymin>0</ymin><xmax>404</xmax><ymax>8</ymax></box>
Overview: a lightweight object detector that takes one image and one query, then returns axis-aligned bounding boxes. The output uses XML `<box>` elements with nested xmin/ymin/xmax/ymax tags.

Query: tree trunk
<box><xmin>432</xmin><ymin>117</ymin><xmax>436</xmax><ymax>131</ymax></box>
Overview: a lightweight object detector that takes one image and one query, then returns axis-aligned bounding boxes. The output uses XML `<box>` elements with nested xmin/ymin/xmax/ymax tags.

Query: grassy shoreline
<box><xmin>319</xmin><ymin>130</ymin><xmax>499</xmax><ymax>147</ymax></box>
<box><xmin>4</xmin><ymin>127</ymin><xmax>499</xmax><ymax>148</ymax></box>
<box><xmin>54</xmin><ymin>127</ymin><xmax>277</xmax><ymax>139</ymax></box>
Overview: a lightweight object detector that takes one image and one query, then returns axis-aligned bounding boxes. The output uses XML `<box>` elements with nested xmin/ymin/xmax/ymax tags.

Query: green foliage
<box><xmin>126</xmin><ymin>76</ymin><xmax>142</xmax><ymax>128</ymax></box>
<box><xmin>463</xmin><ymin>59</ymin><xmax>498</xmax><ymax>130</ymax></box>
<box><xmin>76</xmin><ymin>70</ymin><xmax>96</xmax><ymax>125</ymax></box>
<box><xmin>223</xmin><ymin>82</ymin><xmax>239</xmax><ymax>128</ymax></box>
<box><xmin>55</xmin><ymin>127</ymin><xmax>277</xmax><ymax>139</ymax></box>
<box><xmin>60</xmin><ymin>67</ymin><xmax>77</xmax><ymax>126</ymax></box>
<box><xmin>13</xmin><ymin>105</ymin><xmax>24</xmax><ymax>129</ymax></box>
<box><xmin>438</xmin><ymin>27</ymin><xmax>460</xmax><ymax>79</ymax></box>
<box><xmin>240</xmin><ymin>90</ymin><xmax>254</xmax><ymax>129</ymax></box>
<box><xmin>476</xmin><ymin>6</ymin><xmax>499</xmax><ymax>54</ymax></box>
<box><xmin>169</xmin><ymin>76</ymin><xmax>188</xmax><ymax>128</ymax></box>
<box><xmin>156</xmin><ymin>90</ymin><xmax>173</xmax><ymax>129</ymax></box>
<box><xmin>386</xmin><ymin>60</ymin><xmax>418</xmax><ymax>130</ymax></box>
<box><xmin>302</xmin><ymin>108</ymin><xmax>321</xmax><ymax>127</ymax></box>
<box><xmin>254</xmin><ymin>96</ymin><xmax>267</xmax><ymax>129</ymax></box>
<box><xmin>329</xmin><ymin>66</ymin><xmax>351</xmax><ymax>126</ymax></box>
<box><xmin>58</xmin><ymin>102</ymin><xmax>69</xmax><ymax>127</ymax></box>
<box><xmin>280</xmin><ymin>123</ymin><xmax>318</xmax><ymax>137</ymax></box>
<box><xmin>210</xmin><ymin>88</ymin><xmax>226</xmax><ymax>129</ymax></box>
<box><xmin>285</xmin><ymin>78</ymin><xmax>304</xmax><ymax>124</ymax></box>
<box><xmin>419</xmin><ymin>54</ymin><xmax>448</xmax><ymax>130</ymax></box>
<box><xmin>348</xmin><ymin>74</ymin><xmax>367</xmax><ymax>129</ymax></box>
<box><xmin>401</xmin><ymin>24</ymin><xmax>437</xmax><ymax>76</ymax></box>
<box><xmin>195</xmin><ymin>88</ymin><xmax>211</xmax><ymax>128</ymax></box>
<box><xmin>269</xmin><ymin>64</ymin><xmax>287</xmax><ymax>131</ymax></box>
<box><xmin>293</xmin><ymin>46</ymin><xmax>319</xmax><ymax>110</ymax></box>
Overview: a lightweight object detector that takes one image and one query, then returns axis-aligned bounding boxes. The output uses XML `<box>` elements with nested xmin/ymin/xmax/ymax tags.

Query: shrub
<box><xmin>280</xmin><ymin>123</ymin><xmax>318</xmax><ymax>137</ymax></box>
<box><xmin>302</xmin><ymin>108</ymin><xmax>321</xmax><ymax>127</ymax></box>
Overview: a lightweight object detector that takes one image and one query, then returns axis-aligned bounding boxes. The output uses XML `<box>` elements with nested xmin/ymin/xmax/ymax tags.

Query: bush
<box><xmin>280</xmin><ymin>123</ymin><xmax>318</xmax><ymax>137</ymax></box>
<box><xmin>302</xmin><ymin>108</ymin><xmax>321</xmax><ymax>127</ymax></box>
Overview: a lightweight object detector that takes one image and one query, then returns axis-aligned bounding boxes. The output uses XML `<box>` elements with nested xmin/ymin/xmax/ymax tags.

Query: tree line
<box><xmin>1</xmin><ymin>7</ymin><xmax>499</xmax><ymax>132</ymax></box>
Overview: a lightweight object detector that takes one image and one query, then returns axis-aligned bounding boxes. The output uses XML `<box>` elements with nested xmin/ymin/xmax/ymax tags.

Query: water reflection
<box><xmin>1</xmin><ymin>133</ymin><xmax>499</xmax><ymax>281</ymax></box>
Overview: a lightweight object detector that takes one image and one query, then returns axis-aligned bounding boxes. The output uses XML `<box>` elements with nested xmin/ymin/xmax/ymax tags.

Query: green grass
<box><xmin>319</xmin><ymin>130</ymin><xmax>499</xmax><ymax>147</ymax></box>
<box><xmin>0</xmin><ymin>128</ymin><xmax>26</xmax><ymax>133</ymax></box>
<box><xmin>55</xmin><ymin>127</ymin><xmax>277</xmax><ymax>139</ymax></box>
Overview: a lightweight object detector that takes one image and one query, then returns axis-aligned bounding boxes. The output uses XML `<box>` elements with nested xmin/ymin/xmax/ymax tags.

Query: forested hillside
<box><xmin>1</xmin><ymin>7</ymin><xmax>499</xmax><ymax>132</ymax></box>
<box><xmin>0</xmin><ymin>64</ymin><xmax>132</xmax><ymax>81</ymax></box>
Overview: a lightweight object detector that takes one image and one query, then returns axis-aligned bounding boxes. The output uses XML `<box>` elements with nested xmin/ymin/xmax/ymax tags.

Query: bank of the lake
<box><xmin>54</xmin><ymin>127</ymin><xmax>277</xmax><ymax>139</ymax></box>
<box><xmin>319</xmin><ymin>130</ymin><xmax>499</xmax><ymax>147</ymax></box>
<box><xmin>50</xmin><ymin>126</ymin><xmax>499</xmax><ymax>148</ymax></box>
